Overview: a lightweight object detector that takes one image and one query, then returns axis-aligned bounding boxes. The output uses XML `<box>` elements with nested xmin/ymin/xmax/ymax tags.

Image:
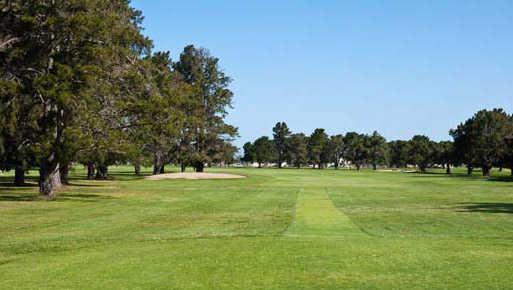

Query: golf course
<box><xmin>1</xmin><ymin>167</ymin><xmax>512</xmax><ymax>289</ymax></box>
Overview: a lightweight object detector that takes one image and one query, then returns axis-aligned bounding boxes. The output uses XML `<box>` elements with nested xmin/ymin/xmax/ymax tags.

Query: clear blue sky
<box><xmin>131</xmin><ymin>0</ymin><xmax>513</xmax><ymax>147</ymax></box>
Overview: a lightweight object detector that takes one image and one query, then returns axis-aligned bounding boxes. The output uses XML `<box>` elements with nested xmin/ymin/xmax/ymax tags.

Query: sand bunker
<box><xmin>146</xmin><ymin>172</ymin><xmax>246</xmax><ymax>180</ymax></box>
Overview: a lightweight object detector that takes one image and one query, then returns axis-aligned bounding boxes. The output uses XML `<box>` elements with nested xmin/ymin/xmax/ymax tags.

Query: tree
<box><xmin>408</xmin><ymin>135</ymin><xmax>434</xmax><ymax>173</ymax></box>
<box><xmin>504</xmin><ymin>132</ymin><xmax>513</xmax><ymax>176</ymax></box>
<box><xmin>327</xmin><ymin>135</ymin><xmax>345</xmax><ymax>169</ymax></box>
<box><xmin>451</xmin><ymin>109</ymin><xmax>511</xmax><ymax>176</ymax></box>
<box><xmin>272</xmin><ymin>122</ymin><xmax>291</xmax><ymax>168</ymax></box>
<box><xmin>136</xmin><ymin>52</ymin><xmax>188</xmax><ymax>175</ymax></box>
<box><xmin>0</xmin><ymin>1</ymin><xmax>150</xmax><ymax>197</ymax></box>
<box><xmin>344</xmin><ymin>132</ymin><xmax>367</xmax><ymax>170</ymax></box>
<box><xmin>388</xmin><ymin>140</ymin><xmax>410</xmax><ymax>168</ymax></box>
<box><xmin>174</xmin><ymin>45</ymin><xmax>238</xmax><ymax>172</ymax></box>
<box><xmin>308</xmin><ymin>129</ymin><xmax>329</xmax><ymax>169</ymax></box>
<box><xmin>241</xmin><ymin>142</ymin><xmax>255</xmax><ymax>164</ymax></box>
<box><xmin>366</xmin><ymin>131</ymin><xmax>387</xmax><ymax>170</ymax></box>
<box><xmin>498</xmin><ymin>115</ymin><xmax>513</xmax><ymax>175</ymax></box>
<box><xmin>435</xmin><ymin>141</ymin><xmax>455</xmax><ymax>174</ymax></box>
<box><xmin>208</xmin><ymin>139</ymin><xmax>237</xmax><ymax>166</ymax></box>
<box><xmin>286</xmin><ymin>133</ymin><xmax>308</xmax><ymax>168</ymax></box>
<box><xmin>253</xmin><ymin>136</ymin><xmax>275</xmax><ymax>168</ymax></box>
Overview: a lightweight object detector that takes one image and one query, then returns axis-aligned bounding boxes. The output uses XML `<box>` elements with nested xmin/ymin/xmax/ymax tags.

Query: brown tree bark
<box><xmin>59</xmin><ymin>163</ymin><xmax>70</xmax><ymax>185</ymax></box>
<box><xmin>87</xmin><ymin>163</ymin><xmax>95</xmax><ymax>180</ymax></box>
<box><xmin>39</xmin><ymin>161</ymin><xmax>61</xmax><ymax>198</ymax></box>
<box><xmin>95</xmin><ymin>165</ymin><xmax>108</xmax><ymax>180</ymax></box>
<box><xmin>482</xmin><ymin>165</ymin><xmax>491</xmax><ymax>177</ymax></box>
<box><xmin>194</xmin><ymin>162</ymin><xmax>204</xmax><ymax>172</ymax></box>
<box><xmin>14</xmin><ymin>166</ymin><xmax>25</xmax><ymax>186</ymax></box>
<box><xmin>152</xmin><ymin>151</ymin><xmax>165</xmax><ymax>175</ymax></box>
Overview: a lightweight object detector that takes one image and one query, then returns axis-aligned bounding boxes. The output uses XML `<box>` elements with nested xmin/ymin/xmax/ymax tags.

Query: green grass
<box><xmin>0</xmin><ymin>166</ymin><xmax>512</xmax><ymax>289</ymax></box>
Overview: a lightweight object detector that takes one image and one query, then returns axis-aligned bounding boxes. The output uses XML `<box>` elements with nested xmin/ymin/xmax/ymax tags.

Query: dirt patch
<box><xmin>146</xmin><ymin>172</ymin><xmax>246</xmax><ymax>180</ymax></box>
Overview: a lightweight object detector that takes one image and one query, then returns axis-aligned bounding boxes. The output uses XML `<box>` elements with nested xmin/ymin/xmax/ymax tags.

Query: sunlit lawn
<box><xmin>0</xmin><ymin>166</ymin><xmax>512</xmax><ymax>289</ymax></box>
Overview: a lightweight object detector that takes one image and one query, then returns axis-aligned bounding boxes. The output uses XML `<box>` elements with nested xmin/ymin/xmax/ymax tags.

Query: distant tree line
<box><xmin>0</xmin><ymin>1</ymin><xmax>237</xmax><ymax>197</ymax></box>
<box><xmin>242</xmin><ymin>109</ymin><xmax>513</xmax><ymax>176</ymax></box>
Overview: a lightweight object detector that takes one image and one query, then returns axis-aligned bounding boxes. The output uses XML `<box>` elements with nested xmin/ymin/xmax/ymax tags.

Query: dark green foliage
<box><xmin>0</xmin><ymin>2</ymin><xmax>239</xmax><ymax>195</ymax></box>
<box><xmin>344</xmin><ymin>132</ymin><xmax>367</xmax><ymax>170</ymax></box>
<box><xmin>434</xmin><ymin>141</ymin><xmax>455</xmax><ymax>174</ymax></box>
<box><xmin>0</xmin><ymin>0</ymin><xmax>243</xmax><ymax>194</ymax></box>
<box><xmin>327</xmin><ymin>135</ymin><xmax>344</xmax><ymax>169</ymax></box>
<box><xmin>366</xmin><ymin>131</ymin><xmax>387</xmax><ymax>170</ymax></box>
<box><xmin>286</xmin><ymin>133</ymin><xmax>308</xmax><ymax>168</ymax></box>
<box><xmin>450</xmin><ymin>109</ymin><xmax>512</xmax><ymax>176</ymax></box>
<box><xmin>253</xmin><ymin>136</ymin><xmax>276</xmax><ymax>168</ymax></box>
<box><xmin>241</xmin><ymin>142</ymin><xmax>256</xmax><ymax>164</ymax></box>
<box><xmin>272</xmin><ymin>122</ymin><xmax>291</xmax><ymax>168</ymax></box>
<box><xmin>388</xmin><ymin>140</ymin><xmax>410</xmax><ymax>168</ymax></box>
<box><xmin>408</xmin><ymin>135</ymin><xmax>435</xmax><ymax>172</ymax></box>
<box><xmin>308</xmin><ymin>129</ymin><xmax>329</xmax><ymax>169</ymax></box>
<box><xmin>0</xmin><ymin>0</ymin><xmax>152</xmax><ymax>196</ymax></box>
<box><xmin>173</xmin><ymin>45</ymin><xmax>238</xmax><ymax>172</ymax></box>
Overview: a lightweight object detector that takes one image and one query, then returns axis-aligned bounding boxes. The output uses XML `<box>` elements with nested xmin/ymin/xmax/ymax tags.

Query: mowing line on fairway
<box><xmin>285</xmin><ymin>187</ymin><xmax>363</xmax><ymax>238</ymax></box>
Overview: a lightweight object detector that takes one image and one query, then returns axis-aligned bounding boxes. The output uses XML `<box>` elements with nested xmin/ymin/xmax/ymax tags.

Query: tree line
<box><xmin>242</xmin><ymin>109</ymin><xmax>513</xmax><ymax>176</ymax></box>
<box><xmin>0</xmin><ymin>1</ymin><xmax>237</xmax><ymax>197</ymax></box>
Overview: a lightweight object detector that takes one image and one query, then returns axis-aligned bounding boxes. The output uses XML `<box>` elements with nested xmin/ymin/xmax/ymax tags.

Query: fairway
<box><xmin>1</xmin><ymin>167</ymin><xmax>512</xmax><ymax>289</ymax></box>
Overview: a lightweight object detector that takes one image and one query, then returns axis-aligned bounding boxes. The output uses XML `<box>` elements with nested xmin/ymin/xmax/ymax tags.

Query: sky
<box><xmin>131</xmin><ymin>0</ymin><xmax>513</xmax><ymax>148</ymax></box>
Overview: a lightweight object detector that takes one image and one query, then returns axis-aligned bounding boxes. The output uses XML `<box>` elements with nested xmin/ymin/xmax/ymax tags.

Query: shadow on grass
<box><xmin>55</xmin><ymin>193</ymin><xmax>115</xmax><ymax>202</ymax></box>
<box><xmin>0</xmin><ymin>192</ymin><xmax>115</xmax><ymax>202</ymax></box>
<box><xmin>455</xmin><ymin>203</ymin><xmax>513</xmax><ymax>214</ymax></box>
<box><xmin>66</xmin><ymin>182</ymin><xmax>104</xmax><ymax>187</ymax></box>
<box><xmin>0</xmin><ymin>194</ymin><xmax>39</xmax><ymax>201</ymax></box>
<box><xmin>487</xmin><ymin>176</ymin><xmax>513</xmax><ymax>182</ymax></box>
<box><xmin>405</xmin><ymin>171</ymin><xmax>482</xmax><ymax>181</ymax></box>
<box><xmin>403</xmin><ymin>170</ymin><xmax>513</xmax><ymax>182</ymax></box>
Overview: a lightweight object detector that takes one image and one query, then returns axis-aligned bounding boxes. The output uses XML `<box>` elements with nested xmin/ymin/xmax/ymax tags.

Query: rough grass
<box><xmin>0</xmin><ymin>166</ymin><xmax>512</xmax><ymax>289</ymax></box>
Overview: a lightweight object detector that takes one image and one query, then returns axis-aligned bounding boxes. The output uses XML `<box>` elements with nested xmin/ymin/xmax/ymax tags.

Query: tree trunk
<box><xmin>95</xmin><ymin>165</ymin><xmax>108</xmax><ymax>180</ymax></box>
<box><xmin>153</xmin><ymin>151</ymin><xmax>164</xmax><ymax>175</ymax></box>
<box><xmin>258</xmin><ymin>162</ymin><xmax>262</xmax><ymax>168</ymax></box>
<box><xmin>372</xmin><ymin>163</ymin><xmax>377</xmax><ymax>170</ymax></box>
<box><xmin>194</xmin><ymin>162</ymin><xmax>204</xmax><ymax>172</ymax></box>
<box><xmin>134</xmin><ymin>163</ymin><xmax>141</xmax><ymax>176</ymax></box>
<box><xmin>467</xmin><ymin>165</ymin><xmax>473</xmax><ymax>175</ymax></box>
<box><xmin>59</xmin><ymin>163</ymin><xmax>70</xmax><ymax>185</ymax></box>
<box><xmin>87</xmin><ymin>163</ymin><xmax>95</xmax><ymax>180</ymax></box>
<box><xmin>356</xmin><ymin>164</ymin><xmax>361</xmax><ymax>171</ymax></box>
<box><xmin>181</xmin><ymin>163</ymin><xmax>186</xmax><ymax>172</ymax></box>
<box><xmin>446</xmin><ymin>164</ymin><xmax>451</xmax><ymax>174</ymax></box>
<box><xmin>152</xmin><ymin>163</ymin><xmax>162</xmax><ymax>175</ymax></box>
<box><xmin>482</xmin><ymin>165</ymin><xmax>491</xmax><ymax>177</ymax></box>
<box><xmin>14</xmin><ymin>165</ymin><xmax>25</xmax><ymax>186</ymax></box>
<box><xmin>160</xmin><ymin>165</ymin><xmax>165</xmax><ymax>174</ymax></box>
<box><xmin>278</xmin><ymin>156</ymin><xmax>282</xmax><ymax>169</ymax></box>
<box><xmin>419</xmin><ymin>166</ymin><xmax>426</xmax><ymax>173</ymax></box>
<box><xmin>39</xmin><ymin>162</ymin><xmax>61</xmax><ymax>198</ymax></box>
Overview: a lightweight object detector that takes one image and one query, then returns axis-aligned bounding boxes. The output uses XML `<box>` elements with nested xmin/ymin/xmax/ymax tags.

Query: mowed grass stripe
<box><xmin>286</xmin><ymin>187</ymin><xmax>362</xmax><ymax>237</ymax></box>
